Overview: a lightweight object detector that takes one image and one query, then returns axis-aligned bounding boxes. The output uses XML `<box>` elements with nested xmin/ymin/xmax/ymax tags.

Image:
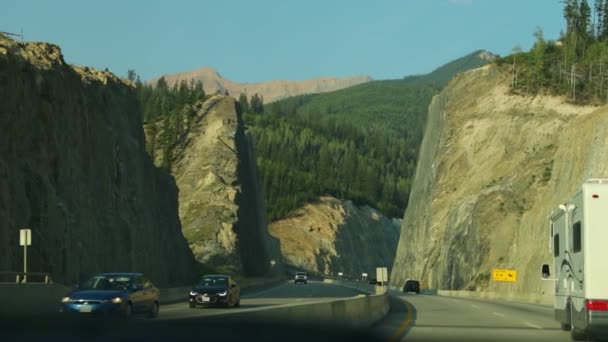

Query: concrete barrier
<box><xmin>0</xmin><ymin>283</ymin><xmax>70</xmax><ymax>314</ymax></box>
<box><xmin>322</xmin><ymin>278</ymin><xmax>380</xmax><ymax>295</ymax></box>
<box><xmin>212</xmin><ymin>286</ymin><xmax>390</xmax><ymax>328</ymax></box>
<box><xmin>437</xmin><ymin>290</ymin><xmax>553</xmax><ymax>306</ymax></box>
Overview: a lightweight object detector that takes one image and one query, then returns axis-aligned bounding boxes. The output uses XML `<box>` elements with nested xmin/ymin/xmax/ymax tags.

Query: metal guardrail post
<box><xmin>15</xmin><ymin>274</ymin><xmax>19</xmax><ymax>283</ymax></box>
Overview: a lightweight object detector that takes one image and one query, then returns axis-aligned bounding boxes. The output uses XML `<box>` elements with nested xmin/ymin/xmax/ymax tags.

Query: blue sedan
<box><xmin>59</xmin><ymin>273</ymin><xmax>160</xmax><ymax>318</ymax></box>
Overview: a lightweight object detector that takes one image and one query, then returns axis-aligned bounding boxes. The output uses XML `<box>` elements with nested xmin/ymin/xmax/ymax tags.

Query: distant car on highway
<box><xmin>403</xmin><ymin>279</ymin><xmax>421</xmax><ymax>294</ymax></box>
<box><xmin>294</xmin><ymin>272</ymin><xmax>307</xmax><ymax>284</ymax></box>
<box><xmin>59</xmin><ymin>273</ymin><xmax>160</xmax><ymax>318</ymax></box>
<box><xmin>189</xmin><ymin>275</ymin><xmax>240</xmax><ymax>308</ymax></box>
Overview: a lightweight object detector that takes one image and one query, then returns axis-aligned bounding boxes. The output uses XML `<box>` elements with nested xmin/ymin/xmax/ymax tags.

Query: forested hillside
<box><xmin>497</xmin><ymin>0</ymin><xmax>608</xmax><ymax>103</ymax></box>
<box><xmin>245</xmin><ymin>51</ymin><xmax>493</xmax><ymax>221</ymax></box>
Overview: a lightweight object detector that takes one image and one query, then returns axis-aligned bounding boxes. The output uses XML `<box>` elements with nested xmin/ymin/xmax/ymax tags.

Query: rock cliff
<box><xmin>269</xmin><ymin>196</ymin><xmax>401</xmax><ymax>277</ymax></box>
<box><xmin>144</xmin><ymin>95</ymin><xmax>281</xmax><ymax>275</ymax></box>
<box><xmin>0</xmin><ymin>35</ymin><xmax>196</xmax><ymax>286</ymax></box>
<box><xmin>391</xmin><ymin>64</ymin><xmax>605</xmax><ymax>298</ymax></box>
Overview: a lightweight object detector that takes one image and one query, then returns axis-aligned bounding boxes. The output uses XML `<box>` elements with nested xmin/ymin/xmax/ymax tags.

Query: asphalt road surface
<box><xmin>157</xmin><ymin>280</ymin><xmax>364</xmax><ymax>320</ymax></box>
<box><xmin>373</xmin><ymin>291</ymin><xmax>581</xmax><ymax>342</ymax></box>
<box><xmin>1</xmin><ymin>280</ymin><xmax>383</xmax><ymax>341</ymax></box>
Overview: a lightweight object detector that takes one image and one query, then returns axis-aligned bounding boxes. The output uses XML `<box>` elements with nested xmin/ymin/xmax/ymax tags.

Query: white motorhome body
<box><xmin>548</xmin><ymin>179</ymin><xmax>608</xmax><ymax>340</ymax></box>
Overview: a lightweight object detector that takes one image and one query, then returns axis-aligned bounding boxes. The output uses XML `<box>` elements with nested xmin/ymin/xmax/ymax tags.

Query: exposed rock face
<box><xmin>144</xmin><ymin>95</ymin><xmax>281</xmax><ymax>275</ymax></box>
<box><xmin>391</xmin><ymin>64</ymin><xmax>603</xmax><ymax>297</ymax></box>
<box><xmin>0</xmin><ymin>35</ymin><xmax>196</xmax><ymax>286</ymax></box>
<box><xmin>148</xmin><ymin>67</ymin><xmax>372</xmax><ymax>103</ymax></box>
<box><xmin>269</xmin><ymin>196</ymin><xmax>401</xmax><ymax>276</ymax></box>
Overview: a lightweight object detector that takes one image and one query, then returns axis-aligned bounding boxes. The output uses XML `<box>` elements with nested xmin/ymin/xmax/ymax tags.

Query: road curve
<box><xmin>156</xmin><ymin>280</ymin><xmax>364</xmax><ymax>320</ymax></box>
<box><xmin>373</xmin><ymin>292</ymin><xmax>574</xmax><ymax>342</ymax></box>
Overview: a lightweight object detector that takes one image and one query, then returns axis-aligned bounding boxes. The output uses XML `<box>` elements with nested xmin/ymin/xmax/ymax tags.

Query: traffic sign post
<box><xmin>19</xmin><ymin>229</ymin><xmax>31</xmax><ymax>283</ymax></box>
<box><xmin>376</xmin><ymin>267</ymin><xmax>388</xmax><ymax>287</ymax></box>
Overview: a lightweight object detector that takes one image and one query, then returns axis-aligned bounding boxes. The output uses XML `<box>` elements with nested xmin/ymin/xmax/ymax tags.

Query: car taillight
<box><xmin>586</xmin><ymin>300</ymin><xmax>608</xmax><ymax>311</ymax></box>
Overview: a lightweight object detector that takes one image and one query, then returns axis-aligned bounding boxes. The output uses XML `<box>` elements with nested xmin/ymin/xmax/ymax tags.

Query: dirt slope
<box><xmin>269</xmin><ymin>196</ymin><xmax>401</xmax><ymax>277</ymax></box>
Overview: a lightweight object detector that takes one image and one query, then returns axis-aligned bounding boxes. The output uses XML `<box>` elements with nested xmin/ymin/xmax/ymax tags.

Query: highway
<box><xmin>156</xmin><ymin>280</ymin><xmax>363</xmax><ymax>320</ymax></box>
<box><xmin>1</xmin><ymin>280</ymin><xmax>385</xmax><ymax>341</ymax></box>
<box><xmin>374</xmin><ymin>292</ymin><xmax>574</xmax><ymax>342</ymax></box>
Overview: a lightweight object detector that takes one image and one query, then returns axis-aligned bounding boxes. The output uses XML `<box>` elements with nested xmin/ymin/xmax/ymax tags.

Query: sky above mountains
<box><xmin>2</xmin><ymin>0</ymin><xmax>564</xmax><ymax>82</ymax></box>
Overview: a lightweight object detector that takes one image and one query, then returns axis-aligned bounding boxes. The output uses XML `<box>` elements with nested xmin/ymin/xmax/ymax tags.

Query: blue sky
<box><xmin>1</xmin><ymin>0</ymin><xmax>566</xmax><ymax>82</ymax></box>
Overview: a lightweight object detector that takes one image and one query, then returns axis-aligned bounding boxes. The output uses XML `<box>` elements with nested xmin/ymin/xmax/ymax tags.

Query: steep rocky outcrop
<box><xmin>144</xmin><ymin>95</ymin><xmax>281</xmax><ymax>275</ymax></box>
<box><xmin>0</xmin><ymin>35</ymin><xmax>196</xmax><ymax>286</ymax></box>
<box><xmin>269</xmin><ymin>196</ymin><xmax>401</xmax><ymax>276</ymax></box>
<box><xmin>148</xmin><ymin>67</ymin><xmax>372</xmax><ymax>103</ymax></box>
<box><xmin>391</xmin><ymin>64</ymin><xmax>604</xmax><ymax>298</ymax></box>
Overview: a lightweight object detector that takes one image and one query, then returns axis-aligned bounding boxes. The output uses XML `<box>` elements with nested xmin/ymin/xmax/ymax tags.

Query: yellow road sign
<box><xmin>492</xmin><ymin>269</ymin><xmax>517</xmax><ymax>282</ymax></box>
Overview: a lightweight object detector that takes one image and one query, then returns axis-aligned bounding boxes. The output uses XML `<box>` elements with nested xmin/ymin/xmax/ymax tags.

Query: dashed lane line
<box><xmin>524</xmin><ymin>322</ymin><xmax>543</xmax><ymax>329</ymax></box>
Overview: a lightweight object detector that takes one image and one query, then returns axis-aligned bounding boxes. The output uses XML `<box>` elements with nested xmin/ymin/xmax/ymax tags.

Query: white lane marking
<box><xmin>493</xmin><ymin>312</ymin><xmax>505</xmax><ymax>317</ymax></box>
<box><xmin>162</xmin><ymin>306</ymin><xmax>187</xmax><ymax>312</ymax></box>
<box><xmin>471</xmin><ymin>304</ymin><xmax>480</xmax><ymax>309</ymax></box>
<box><xmin>524</xmin><ymin>322</ymin><xmax>542</xmax><ymax>329</ymax></box>
<box><xmin>295</xmin><ymin>298</ymin><xmax>304</xmax><ymax>302</ymax></box>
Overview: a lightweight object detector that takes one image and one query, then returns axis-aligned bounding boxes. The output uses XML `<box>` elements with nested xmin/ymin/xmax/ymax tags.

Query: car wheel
<box><xmin>123</xmin><ymin>303</ymin><xmax>132</xmax><ymax>319</ymax></box>
<box><xmin>148</xmin><ymin>302</ymin><xmax>159</xmax><ymax>318</ymax></box>
<box><xmin>570</xmin><ymin>302</ymin><xmax>587</xmax><ymax>341</ymax></box>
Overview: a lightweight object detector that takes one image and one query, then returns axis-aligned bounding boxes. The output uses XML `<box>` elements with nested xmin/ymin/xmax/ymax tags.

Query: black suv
<box><xmin>294</xmin><ymin>272</ymin><xmax>307</xmax><ymax>284</ymax></box>
<box><xmin>403</xmin><ymin>279</ymin><xmax>420</xmax><ymax>294</ymax></box>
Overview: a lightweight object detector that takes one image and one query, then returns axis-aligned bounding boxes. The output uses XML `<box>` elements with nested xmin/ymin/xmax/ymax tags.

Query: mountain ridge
<box><xmin>147</xmin><ymin>67</ymin><xmax>373</xmax><ymax>103</ymax></box>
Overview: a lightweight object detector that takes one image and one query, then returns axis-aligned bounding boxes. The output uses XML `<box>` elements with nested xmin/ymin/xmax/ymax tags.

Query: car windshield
<box><xmin>198</xmin><ymin>277</ymin><xmax>227</xmax><ymax>287</ymax></box>
<box><xmin>80</xmin><ymin>275</ymin><xmax>133</xmax><ymax>291</ymax></box>
<box><xmin>296</xmin><ymin>272</ymin><xmax>306</xmax><ymax>276</ymax></box>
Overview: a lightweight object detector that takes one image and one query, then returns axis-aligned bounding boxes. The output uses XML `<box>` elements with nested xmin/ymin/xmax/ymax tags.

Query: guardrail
<box><xmin>0</xmin><ymin>272</ymin><xmax>53</xmax><ymax>284</ymax></box>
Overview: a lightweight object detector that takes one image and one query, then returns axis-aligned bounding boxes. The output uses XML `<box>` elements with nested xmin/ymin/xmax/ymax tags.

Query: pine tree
<box><xmin>579</xmin><ymin>0</ymin><xmax>591</xmax><ymax>55</ymax></box>
<box><xmin>193</xmin><ymin>80</ymin><xmax>205</xmax><ymax>100</ymax></box>
<box><xmin>238</xmin><ymin>93</ymin><xmax>249</xmax><ymax>113</ymax></box>
<box><xmin>602</xmin><ymin>0</ymin><xmax>608</xmax><ymax>39</ymax></box>
<box><xmin>156</xmin><ymin>76</ymin><xmax>168</xmax><ymax>91</ymax></box>
<box><xmin>127</xmin><ymin>69</ymin><xmax>137</xmax><ymax>82</ymax></box>
<box><xmin>595</xmin><ymin>0</ymin><xmax>604</xmax><ymax>38</ymax></box>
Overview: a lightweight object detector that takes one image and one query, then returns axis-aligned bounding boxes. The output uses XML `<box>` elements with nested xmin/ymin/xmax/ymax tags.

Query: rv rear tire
<box><xmin>570</xmin><ymin>302</ymin><xmax>587</xmax><ymax>341</ymax></box>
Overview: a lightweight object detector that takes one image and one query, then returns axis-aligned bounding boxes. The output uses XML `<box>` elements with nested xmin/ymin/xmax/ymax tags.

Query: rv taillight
<box><xmin>586</xmin><ymin>300</ymin><xmax>608</xmax><ymax>311</ymax></box>
<box><xmin>592</xmin><ymin>194</ymin><xmax>599</xmax><ymax>198</ymax></box>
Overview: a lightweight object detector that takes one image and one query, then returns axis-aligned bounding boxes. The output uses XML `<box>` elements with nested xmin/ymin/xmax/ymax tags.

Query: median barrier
<box><xmin>213</xmin><ymin>285</ymin><xmax>390</xmax><ymax>328</ymax></box>
<box><xmin>0</xmin><ymin>283</ymin><xmax>70</xmax><ymax>314</ymax></box>
<box><xmin>322</xmin><ymin>278</ymin><xmax>378</xmax><ymax>295</ymax></box>
<box><xmin>437</xmin><ymin>290</ymin><xmax>552</xmax><ymax>306</ymax></box>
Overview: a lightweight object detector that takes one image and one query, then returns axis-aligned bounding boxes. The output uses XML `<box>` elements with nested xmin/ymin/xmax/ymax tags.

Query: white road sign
<box><xmin>20</xmin><ymin>229</ymin><xmax>31</xmax><ymax>246</ymax></box>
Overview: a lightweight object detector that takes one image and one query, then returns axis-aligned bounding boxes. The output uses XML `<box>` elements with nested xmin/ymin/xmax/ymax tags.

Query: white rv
<box><xmin>542</xmin><ymin>179</ymin><xmax>608</xmax><ymax>341</ymax></box>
